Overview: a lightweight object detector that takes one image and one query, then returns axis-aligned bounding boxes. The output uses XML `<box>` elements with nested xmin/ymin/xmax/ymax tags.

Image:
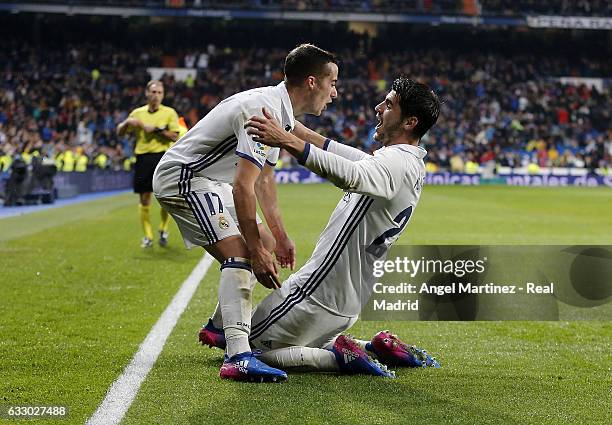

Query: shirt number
<box><xmin>366</xmin><ymin>206</ymin><xmax>413</xmax><ymax>258</ymax></box>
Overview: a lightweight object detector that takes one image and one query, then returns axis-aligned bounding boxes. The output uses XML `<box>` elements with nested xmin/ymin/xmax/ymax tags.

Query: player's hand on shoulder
<box><xmin>250</xmin><ymin>245</ymin><xmax>282</xmax><ymax>289</ymax></box>
<box><xmin>274</xmin><ymin>235</ymin><xmax>296</xmax><ymax>270</ymax></box>
<box><xmin>245</xmin><ymin>107</ymin><xmax>286</xmax><ymax>148</ymax></box>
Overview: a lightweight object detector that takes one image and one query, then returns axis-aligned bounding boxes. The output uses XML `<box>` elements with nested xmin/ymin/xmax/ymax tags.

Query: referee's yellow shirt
<box><xmin>128</xmin><ymin>104</ymin><xmax>180</xmax><ymax>155</ymax></box>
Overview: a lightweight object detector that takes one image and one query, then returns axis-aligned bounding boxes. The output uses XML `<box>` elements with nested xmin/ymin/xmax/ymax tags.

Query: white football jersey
<box><xmin>250</xmin><ymin>141</ymin><xmax>426</xmax><ymax>340</ymax></box>
<box><xmin>153</xmin><ymin>82</ymin><xmax>295</xmax><ymax>197</ymax></box>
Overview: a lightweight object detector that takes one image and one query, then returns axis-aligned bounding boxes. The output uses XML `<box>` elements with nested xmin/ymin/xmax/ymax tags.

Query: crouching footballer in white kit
<box><xmin>200</xmin><ymin>77</ymin><xmax>442</xmax><ymax>377</ymax></box>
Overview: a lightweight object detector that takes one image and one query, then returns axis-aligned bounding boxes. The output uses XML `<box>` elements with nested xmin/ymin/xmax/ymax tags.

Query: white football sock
<box><xmin>327</xmin><ymin>337</ymin><xmax>375</xmax><ymax>356</ymax></box>
<box><xmin>354</xmin><ymin>338</ymin><xmax>371</xmax><ymax>352</ymax></box>
<box><xmin>218</xmin><ymin>258</ymin><xmax>253</xmax><ymax>357</ymax></box>
<box><xmin>210</xmin><ymin>273</ymin><xmax>257</xmax><ymax>329</ymax></box>
<box><xmin>258</xmin><ymin>346</ymin><xmax>340</xmax><ymax>372</ymax></box>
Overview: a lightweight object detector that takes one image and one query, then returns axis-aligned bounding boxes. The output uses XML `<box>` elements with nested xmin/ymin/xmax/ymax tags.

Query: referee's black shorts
<box><xmin>133</xmin><ymin>152</ymin><xmax>165</xmax><ymax>194</ymax></box>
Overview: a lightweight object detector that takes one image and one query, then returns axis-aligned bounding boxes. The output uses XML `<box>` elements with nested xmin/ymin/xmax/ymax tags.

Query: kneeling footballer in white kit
<box><xmin>153</xmin><ymin>44</ymin><xmax>339</xmax><ymax>382</ymax></box>
<box><xmin>200</xmin><ymin>77</ymin><xmax>442</xmax><ymax>377</ymax></box>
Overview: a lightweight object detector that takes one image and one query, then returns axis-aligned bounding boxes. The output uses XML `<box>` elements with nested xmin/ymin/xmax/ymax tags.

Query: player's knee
<box><xmin>208</xmin><ymin>235</ymin><xmax>250</xmax><ymax>262</ymax></box>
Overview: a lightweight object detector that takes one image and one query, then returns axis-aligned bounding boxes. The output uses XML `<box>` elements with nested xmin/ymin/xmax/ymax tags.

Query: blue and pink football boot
<box><xmin>331</xmin><ymin>335</ymin><xmax>395</xmax><ymax>378</ymax></box>
<box><xmin>366</xmin><ymin>330</ymin><xmax>440</xmax><ymax>368</ymax></box>
<box><xmin>219</xmin><ymin>351</ymin><xmax>288</xmax><ymax>383</ymax></box>
<box><xmin>200</xmin><ymin>320</ymin><xmax>286</xmax><ymax>382</ymax></box>
<box><xmin>198</xmin><ymin>319</ymin><xmax>226</xmax><ymax>350</ymax></box>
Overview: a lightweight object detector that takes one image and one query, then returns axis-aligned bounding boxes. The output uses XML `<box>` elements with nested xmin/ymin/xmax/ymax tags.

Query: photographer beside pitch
<box><xmin>200</xmin><ymin>77</ymin><xmax>442</xmax><ymax>376</ymax></box>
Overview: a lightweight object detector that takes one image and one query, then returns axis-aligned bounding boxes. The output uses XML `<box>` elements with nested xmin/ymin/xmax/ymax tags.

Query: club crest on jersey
<box><xmin>218</xmin><ymin>215</ymin><xmax>230</xmax><ymax>229</ymax></box>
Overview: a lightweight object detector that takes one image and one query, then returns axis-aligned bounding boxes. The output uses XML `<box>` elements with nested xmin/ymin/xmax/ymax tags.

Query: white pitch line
<box><xmin>86</xmin><ymin>253</ymin><xmax>215</xmax><ymax>425</ymax></box>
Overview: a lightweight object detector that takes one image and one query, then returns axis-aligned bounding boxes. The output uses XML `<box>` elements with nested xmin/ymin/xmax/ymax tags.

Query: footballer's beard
<box><xmin>376</xmin><ymin>121</ymin><xmax>403</xmax><ymax>146</ymax></box>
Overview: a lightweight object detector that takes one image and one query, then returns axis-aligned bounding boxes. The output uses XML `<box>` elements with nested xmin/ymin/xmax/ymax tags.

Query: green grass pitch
<box><xmin>1</xmin><ymin>185</ymin><xmax>610</xmax><ymax>424</ymax></box>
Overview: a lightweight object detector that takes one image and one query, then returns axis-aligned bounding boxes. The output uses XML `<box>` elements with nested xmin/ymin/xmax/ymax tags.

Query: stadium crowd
<box><xmin>0</xmin><ymin>36</ymin><xmax>610</xmax><ymax>174</ymax></box>
<box><xmin>15</xmin><ymin>0</ymin><xmax>612</xmax><ymax>16</ymax></box>
<box><xmin>481</xmin><ymin>0</ymin><xmax>611</xmax><ymax>16</ymax></box>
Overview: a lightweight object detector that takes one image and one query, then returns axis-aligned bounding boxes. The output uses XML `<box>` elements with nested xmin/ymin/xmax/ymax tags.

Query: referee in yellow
<box><xmin>117</xmin><ymin>80</ymin><xmax>181</xmax><ymax>248</ymax></box>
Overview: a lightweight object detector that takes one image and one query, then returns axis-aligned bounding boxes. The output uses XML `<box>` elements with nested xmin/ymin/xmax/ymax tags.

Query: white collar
<box><xmin>385</xmin><ymin>143</ymin><xmax>427</xmax><ymax>159</ymax></box>
<box><xmin>277</xmin><ymin>82</ymin><xmax>295</xmax><ymax>131</ymax></box>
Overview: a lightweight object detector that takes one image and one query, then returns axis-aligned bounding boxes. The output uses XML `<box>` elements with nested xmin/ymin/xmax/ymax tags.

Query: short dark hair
<box><xmin>391</xmin><ymin>77</ymin><xmax>440</xmax><ymax>139</ymax></box>
<box><xmin>284</xmin><ymin>44</ymin><xmax>337</xmax><ymax>87</ymax></box>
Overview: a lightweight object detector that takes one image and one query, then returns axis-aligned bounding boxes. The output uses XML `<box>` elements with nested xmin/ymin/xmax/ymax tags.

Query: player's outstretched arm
<box><xmin>255</xmin><ymin>165</ymin><xmax>296</xmax><ymax>270</ymax></box>
<box><xmin>247</xmin><ymin>108</ymin><xmax>369</xmax><ymax>161</ymax></box>
<box><xmin>300</xmin><ymin>144</ymin><xmax>407</xmax><ymax>199</ymax></box>
<box><xmin>292</xmin><ymin>121</ymin><xmax>327</xmax><ymax>148</ymax></box>
<box><xmin>249</xmin><ymin>126</ymin><xmax>405</xmax><ymax>200</ymax></box>
<box><xmin>245</xmin><ymin>108</ymin><xmax>402</xmax><ymax>198</ymax></box>
<box><xmin>294</xmin><ymin>120</ymin><xmax>370</xmax><ymax>162</ymax></box>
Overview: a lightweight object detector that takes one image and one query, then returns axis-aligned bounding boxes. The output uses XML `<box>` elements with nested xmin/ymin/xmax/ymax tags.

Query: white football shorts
<box><xmin>156</xmin><ymin>180</ymin><xmax>261</xmax><ymax>248</ymax></box>
<box><xmin>250</xmin><ymin>280</ymin><xmax>358</xmax><ymax>351</ymax></box>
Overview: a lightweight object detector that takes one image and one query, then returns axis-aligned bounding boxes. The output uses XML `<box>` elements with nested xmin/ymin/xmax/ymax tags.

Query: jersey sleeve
<box><xmin>232</xmin><ymin>104</ymin><xmax>281</xmax><ymax>170</ymax></box>
<box><xmin>323</xmin><ymin>139</ymin><xmax>370</xmax><ymax>161</ymax></box>
<box><xmin>301</xmin><ymin>144</ymin><xmax>408</xmax><ymax>200</ymax></box>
